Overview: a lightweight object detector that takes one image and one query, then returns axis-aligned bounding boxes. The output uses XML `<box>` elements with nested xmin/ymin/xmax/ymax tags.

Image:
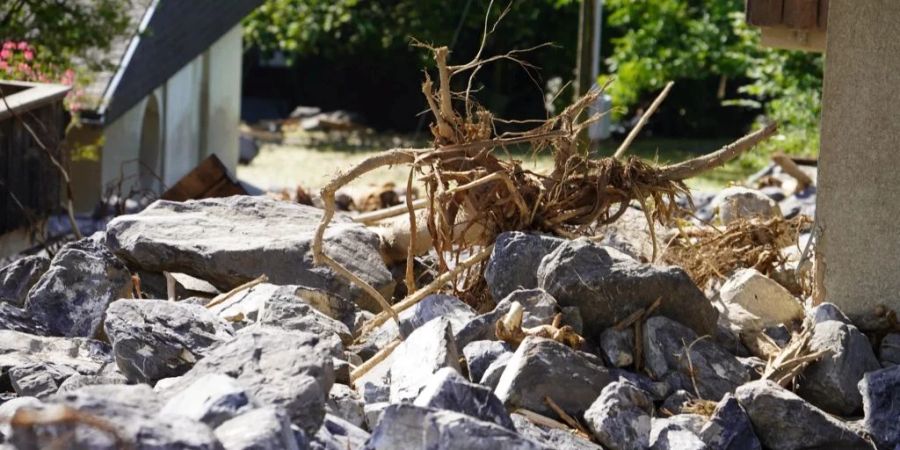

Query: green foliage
<box><xmin>0</xmin><ymin>0</ymin><xmax>131</xmax><ymax>70</ymax></box>
<box><xmin>604</xmin><ymin>0</ymin><xmax>823</xmax><ymax>157</ymax></box>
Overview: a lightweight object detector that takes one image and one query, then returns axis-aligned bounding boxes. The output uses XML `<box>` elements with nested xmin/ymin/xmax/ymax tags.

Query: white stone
<box><xmin>718</xmin><ymin>268</ymin><xmax>803</xmax><ymax>327</ymax></box>
<box><xmin>712</xmin><ymin>187</ymin><xmax>782</xmax><ymax>225</ymax></box>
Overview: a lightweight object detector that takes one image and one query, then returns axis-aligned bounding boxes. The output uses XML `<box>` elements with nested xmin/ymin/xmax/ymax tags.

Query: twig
<box><xmin>359</xmin><ymin>245</ymin><xmax>494</xmax><ymax>336</ymax></box>
<box><xmin>543</xmin><ymin>396</ymin><xmax>592</xmax><ymax>439</ymax></box>
<box><xmin>614</xmin><ymin>81</ymin><xmax>674</xmax><ymax>159</ymax></box>
<box><xmin>659</xmin><ymin>123</ymin><xmax>778</xmax><ymax>181</ymax></box>
<box><xmin>354</xmin><ymin>198</ymin><xmax>429</xmax><ymax>224</ymax></box>
<box><xmin>514</xmin><ymin>409</ymin><xmax>573</xmax><ymax>432</ymax></box>
<box><xmin>10</xmin><ymin>404</ymin><xmax>131</xmax><ymax>449</ymax></box>
<box><xmin>683</xmin><ymin>336</ymin><xmax>711</xmax><ymax>399</ymax></box>
<box><xmin>771</xmin><ymin>152</ymin><xmax>813</xmax><ymax>191</ymax></box>
<box><xmin>350</xmin><ymin>338</ymin><xmax>402</xmax><ymax>384</ymax></box>
<box><xmin>164</xmin><ymin>272</ymin><xmax>176</xmax><ymax>301</ymax></box>
<box><xmin>204</xmin><ymin>275</ymin><xmax>269</xmax><ymax>309</ymax></box>
<box><xmin>404</xmin><ymin>167</ymin><xmax>418</xmax><ymax>294</ymax></box>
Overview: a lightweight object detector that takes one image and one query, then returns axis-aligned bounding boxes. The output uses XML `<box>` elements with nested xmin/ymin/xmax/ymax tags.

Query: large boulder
<box><xmin>310</xmin><ymin>413</ymin><xmax>370</xmax><ymax>450</ymax></box>
<box><xmin>584</xmin><ymin>380</ymin><xmax>654</xmax><ymax>450</ymax></box>
<box><xmin>0</xmin><ymin>330</ymin><xmax>114</xmax><ymax>385</ymax></box>
<box><xmin>104</xmin><ymin>299</ymin><xmax>234</xmax><ymax>383</ymax></box>
<box><xmin>0</xmin><ymin>255</ymin><xmax>49</xmax><ymax>307</ymax></box>
<box><xmin>484</xmin><ymin>231</ymin><xmax>565</xmax><ymax>301</ymax></box>
<box><xmin>160</xmin><ymin>373</ymin><xmax>257</xmax><ymax>428</ymax></box>
<box><xmin>365</xmin><ymin>404</ymin><xmax>543</xmax><ymax>450</ymax></box>
<box><xmin>717</xmin><ymin>269</ymin><xmax>804</xmax><ymax>328</ymax></box>
<box><xmin>7</xmin><ymin>384</ymin><xmax>221</xmax><ymax>450</ymax></box>
<box><xmin>0</xmin><ymin>302</ymin><xmax>46</xmax><ymax>335</ymax></box>
<box><xmin>643</xmin><ymin>316</ymin><xmax>749</xmax><ymax>401</ymax></box>
<box><xmin>795</xmin><ymin>320</ymin><xmax>881</xmax><ymax>416</ymax></box>
<box><xmin>106</xmin><ymin>196</ymin><xmax>393</xmax><ymax>312</ymax></box>
<box><xmin>494</xmin><ymin>336</ymin><xmax>615</xmax><ymax>417</ymax></box>
<box><xmin>24</xmin><ymin>239</ymin><xmax>132</xmax><ymax>337</ymax></box>
<box><xmin>859</xmin><ymin>365</ymin><xmax>900</xmax><ymax>448</ymax></box>
<box><xmin>158</xmin><ymin>328</ymin><xmax>335</xmax><ymax>435</ymax></box>
<box><xmin>258</xmin><ymin>292</ymin><xmax>352</xmax><ymax>345</ymax></box>
<box><xmin>734</xmin><ymin>380</ymin><xmax>870</xmax><ymax>450</ymax></box>
<box><xmin>537</xmin><ymin>239</ymin><xmax>717</xmax><ymax>340</ymax></box>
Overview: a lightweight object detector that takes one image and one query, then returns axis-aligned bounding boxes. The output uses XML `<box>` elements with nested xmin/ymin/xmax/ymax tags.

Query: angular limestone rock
<box><xmin>106</xmin><ymin>196</ymin><xmax>393</xmax><ymax>312</ymax></box>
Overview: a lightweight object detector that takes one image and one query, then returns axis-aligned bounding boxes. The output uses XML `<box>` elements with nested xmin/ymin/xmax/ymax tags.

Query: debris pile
<box><xmin>1</xmin><ymin>40</ymin><xmax>897</xmax><ymax>450</ymax></box>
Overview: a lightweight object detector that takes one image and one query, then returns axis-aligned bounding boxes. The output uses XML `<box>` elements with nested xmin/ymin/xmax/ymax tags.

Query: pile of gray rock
<box><xmin>0</xmin><ymin>190</ymin><xmax>897</xmax><ymax>450</ymax></box>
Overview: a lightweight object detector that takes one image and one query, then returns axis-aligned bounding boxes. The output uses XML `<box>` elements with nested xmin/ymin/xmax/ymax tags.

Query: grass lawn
<box><xmin>237</xmin><ymin>131</ymin><xmax>755</xmax><ymax>194</ymax></box>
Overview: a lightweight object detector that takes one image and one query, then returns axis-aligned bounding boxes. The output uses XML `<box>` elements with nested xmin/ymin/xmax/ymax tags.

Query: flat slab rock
<box><xmin>106</xmin><ymin>196</ymin><xmax>393</xmax><ymax>312</ymax></box>
<box><xmin>0</xmin><ymin>330</ymin><xmax>113</xmax><ymax>381</ymax></box>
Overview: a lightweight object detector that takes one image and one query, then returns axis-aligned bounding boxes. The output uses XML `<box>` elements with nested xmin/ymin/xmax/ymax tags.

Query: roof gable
<box><xmin>85</xmin><ymin>0</ymin><xmax>263</xmax><ymax>124</ymax></box>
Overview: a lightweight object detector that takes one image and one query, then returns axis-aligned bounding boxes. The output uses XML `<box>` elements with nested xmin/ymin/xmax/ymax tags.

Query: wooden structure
<box><xmin>0</xmin><ymin>80</ymin><xmax>70</xmax><ymax>254</ymax></box>
<box><xmin>160</xmin><ymin>154</ymin><xmax>246</xmax><ymax>202</ymax></box>
<box><xmin>746</xmin><ymin>0</ymin><xmax>828</xmax><ymax>52</ymax></box>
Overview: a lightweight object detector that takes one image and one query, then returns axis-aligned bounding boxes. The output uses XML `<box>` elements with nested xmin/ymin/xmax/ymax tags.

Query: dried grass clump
<box><xmin>663</xmin><ymin>215</ymin><xmax>812</xmax><ymax>289</ymax></box>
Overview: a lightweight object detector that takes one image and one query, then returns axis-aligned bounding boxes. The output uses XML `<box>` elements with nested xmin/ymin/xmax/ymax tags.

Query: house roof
<box><xmin>82</xmin><ymin>0</ymin><xmax>263</xmax><ymax>125</ymax></box>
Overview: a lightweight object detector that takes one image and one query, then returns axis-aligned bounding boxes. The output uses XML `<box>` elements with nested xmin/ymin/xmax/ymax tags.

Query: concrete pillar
<box><xmin>817</xmin><ymin>0</ymin><xmax>900</xmax><ymax>318</ymax></box>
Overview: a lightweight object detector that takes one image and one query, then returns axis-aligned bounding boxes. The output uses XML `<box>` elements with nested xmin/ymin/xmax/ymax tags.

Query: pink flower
<box><xmin>64</xmin><ymin>68</ymin><xmax>75</xmax><ymax>78</ymax></box>
<box><xmin>18</xmin><ymin>62</ymin><xmax>30</xmax><ymax>74</ymax></box>
<box><xmin>23</xmin><ymin>51</ymin><xmax>33</xmax><ymax>61</ymax></box>
<box><xmin>0</xmin><ymin>49</ymin><xmax>10</xmax><ymax>60</ymax></box>
<box><xmin>16</xmin><ymin>41</ymin><xmax>28</xmax><ymax>50</ymax></box>
<box><xmin>0</xmin><ymin>61</ymin><xmax>7</xmax><ymax>70</ymax></box>
<box><xmin>2</xmin><ymin>41</ymin><xmax>14</xmax><ymax>50</ymax></box>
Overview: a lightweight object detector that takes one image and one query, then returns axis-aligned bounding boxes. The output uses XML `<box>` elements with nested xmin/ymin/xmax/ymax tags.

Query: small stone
<box><xmin>361</xmin><ymin>294</ymin><xmax>475</xmax><ymax>357</ymax></box>
<box><xmin>734</xmin><ymin>380</ymin><xmax>869</xmax><ymax>450</ymax></box>
<box><xmin>310</xmin><ymin>414</ymin><xmax>370</xmax><ymax>450</ymax></box>
<box><xmin>711</xmin><ymin>187</ymin><xmax>782</xmax><ymax>225</ymax></box>
<box><xmin>258</xmin><ymin>292</ymin><xmax>352</xmax><ymax>345</ymax></box>
<box><xmin>0</xmin><ymin>255</ymin><xmax>49</xmax><ymax>307</ymax></box>
<box><xmin>643</xmin><ymin>316</ymin><xmax>749</xmax><ymax>401</ymax></box>
<box><xmin>584</xmin><ymin>380</ymin><xmax>653</xmax><ymax>450</ymax></box>
<box><xmin>462</xmin><ymin>340</ymin><xmax>511</xmax><ymax>383</ymax></box>
<box><xmin>698</xmin><ymin>393</ymin><xmax>760</xmax><ymax>450</ymax></box>
<box><xmin>484</xmin><ymin>231</ymin><xmax>565</xmax><ymax>301</ymax></box>
<box><xmin>600</xmin><ymin>327</ymin><xmax>634</xmax><ymax>367</ymax></box>
<box><xmin>161</xmin><ymin>374</ymin><xmax>256</xmax><ymax>428</ymax></box>
<box><xmin>479</xmin><ymin>352</ymin><xmax>513</xmax><ymax>390</ymax></box>
<box><xmin>808</xmin><ymin>302</ymin><xmax>851</xmax><ymax>325</ymax></box>
<box><xmin>159</xmin><ymin>328</ymin><xmax>335</xmax><ymax>436</ymax></box>
<box><xmin>326</xmin><ymin>384</ymin><xmax>365</xmax><ymax>430</ymax></box>
<box><xmin>414</xmin><ymin>367</ymin><xmax>515</xmax><ymax>430</ymax></box>
<box><xmin>214</xmin><ymin>407</ymin><xmax>299</xmax><ymax>450</ymax></box>
<box><xmin>389</xmin><ymin>317</ymin><xmax>461</xmax><ymax>403</ymax></box>
<box><xmin>208</xmin><ymin>283</ymin><xmax>360</xmax><ymax>332</ymax></box>
<box><xmin>510</xmin><ymin>414</ymin><xmax>603</xmax><ymax>450</ymax></box>
<box><xmin>455</xmin><ymin>288</ymin><xmax>564</xmax><ymax>349</ymax></box>
<box><xmin>660</xmin><ymin>390</ymin><xmax>696</xmax><ymax>415</ymax></box>
<box><xmin>8</xmin><ymin>362</ymin><xmax>75</xmax><ymax>398</ymax></box>
<box><xmin>24</xmin><ymin>239</ymin><xmax>132</xmax><ymax>337</ymax></box>
<box><xmin>859</xmin><ymin>365</ymin><xmax>900</xmax><ymax>448</ymax></box>
<box><xmin>717</xmin><ymin>269</ymin><xmax>804</xmax><ymax>327</ymax></box>
<box><xmin>650</xmin><ymin>418</ymin><xmax>708</xmax><ymax>450</ymax></box>
<box><xmin>796</xmin><ymin>320</ymin><xmax>881</xmax><ymax>416</ymax></box>
<box><xmin>879</xmin><ymin>333</ymin><xmax>900</xmax><ymax>365</ymax></box>
<box><xmin>364</xmin><ymin>402</ymin><xmax>390</xmax><ymax>431</ymax></box>
<box><xmin>55</xmin><ymin>373</ymin><xmax>127</xmax><ymax>394</ymax></box>
<box><xmin>104</xmin><ymin>299</ymin><xmax>234</xmax><ymax>383</ymax></box>
<box><xmin>106</xmin><ymin>196</ymin><xmax>394</xmax><ymax>312</ymax></box>
<box><xmin>537</xmin><ymin>238</ymin><xmax>718</xmax><ymax>340</ymax></box>
<box><xmin>365</xmin><ymin>404</ymin><xmax>543</xmax><ymax>450</ymax></box>
<box><xmin>494</xmin><ymin>336</ymin><xmax>615</xmax><ymax>417</ymax></box>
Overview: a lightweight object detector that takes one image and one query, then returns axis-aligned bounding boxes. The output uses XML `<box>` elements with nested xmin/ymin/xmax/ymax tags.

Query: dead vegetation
<box><xmin>663</xmin><ymin>215</ymin><xmax>812</xmax><ymax>290</ymax></box>
<box><xmin>310</xmin><ymin>6</ymin><xmax>778</xmax><ymax>341</ymax></box>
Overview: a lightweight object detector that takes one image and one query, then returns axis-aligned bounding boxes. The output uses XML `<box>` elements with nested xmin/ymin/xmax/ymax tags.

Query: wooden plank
<box><xmin>818</xmin><ymin>0</ymin><xmax>829</xmax><ymax>30</ymax></box>
<box><xmin>746</xmin><ymin>0</ymin><xmax>784</xmax><ymax>27</ymax></box>
<box><xmin>760</xmin><ymin>26</ymin><xmax>827</xmax><ymax>52</ymax></box>
<box><xmin>783</xmin><ymin>0</ymin><xmax>819</xmax><ymax>29</ymax></box>
<box><xmin>160</xmin><ymin>154</ymin><xmax>247</xmax><ymax>202</ymax></box>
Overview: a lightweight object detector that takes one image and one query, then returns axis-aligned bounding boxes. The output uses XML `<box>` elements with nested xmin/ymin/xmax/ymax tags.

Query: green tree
<box><xmin>0</xmin><ymin>0</ymin><xmax>131</xmax><ymax>70</ymax></box>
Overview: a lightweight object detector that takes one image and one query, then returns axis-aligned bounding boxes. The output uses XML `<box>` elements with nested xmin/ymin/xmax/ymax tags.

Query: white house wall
<box><xmin>162</xmin><ymin>55</ymin><xmax>203</xmax><ymax>186</ymax></box>
<box><xmin>203</xmin><ymin>24</ymin><xmax>242</xmax><ymax>175</ymax></box>
<box><xmin>100</xmin><ymin>95</ymin><xmax>147</xmax><ymax>194</ymax></box>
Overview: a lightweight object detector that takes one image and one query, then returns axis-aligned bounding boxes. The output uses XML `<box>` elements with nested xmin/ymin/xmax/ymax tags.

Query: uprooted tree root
<box><xmin>663</xmin><ymin>215</ymin><xmax>812</xmax><ymax>290</ymax></box>
<box><xmin>311</xmin><ymin>33</ymin><xmax>778</xmax><ymax>339</ymax></box>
